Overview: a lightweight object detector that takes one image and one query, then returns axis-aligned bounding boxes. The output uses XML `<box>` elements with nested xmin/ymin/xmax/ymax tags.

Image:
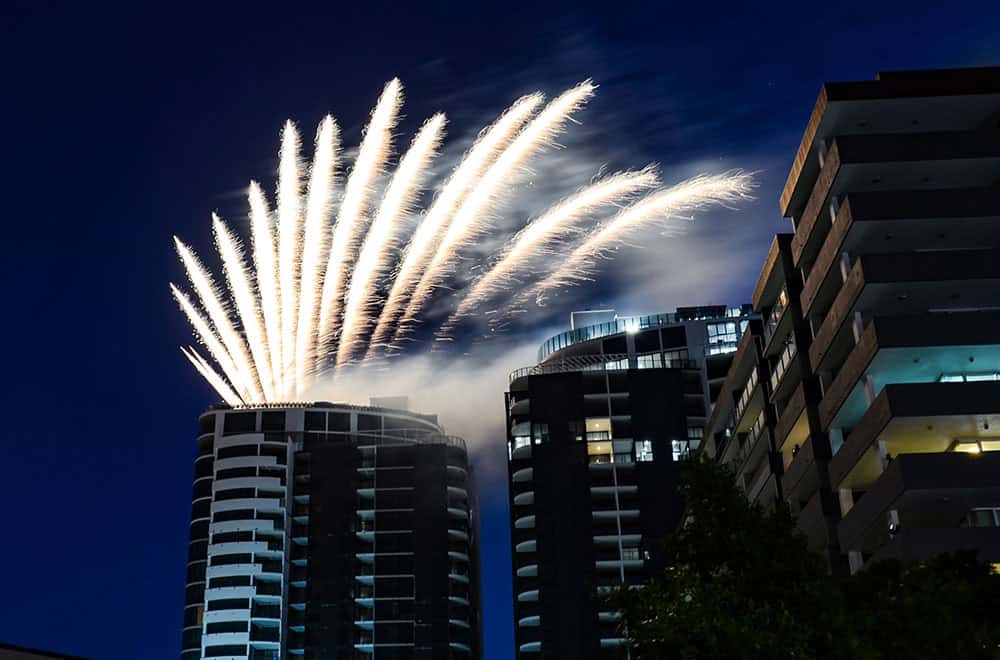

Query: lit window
<box><xmin>636</xmin><ymin>440</ymin><xmax>654</xmax><ymax>462</ymax></box>
<box><xmin>613</xmin><ymin>451</ymin><xmax>634</xmax><ymax>465</ymax></box>
<box><xmin>532</xmin><ymin>423</ymin><xmax>549</xmax><ymax>445</ymax></box>
<box><xmin>587</xmin><ymin>442</ymin><xmax>612</xmax><ymax>464</ymax></box>
<box><xmin>586</xmin><ymin>418</ymin><xmax>611</xmax><ymax>442</ymax></box>
<box><xmin>637</xmin><ymin>353</ymin><xmax>662</xmax><ymax>369</ymax></box>
<box><xmin>939</xmin><ymin>371</ymin><xmax>1000</xmax><ymax>383</ymax></box>
<box><xmin>671</xmin><ymin>439</ymin><xmax>689</xmax><ymax>461</ymax></box>
<box><xmin>621</xmin><ymin>547</ymin><xmax>640</xmax><ymax>561</ymax></box>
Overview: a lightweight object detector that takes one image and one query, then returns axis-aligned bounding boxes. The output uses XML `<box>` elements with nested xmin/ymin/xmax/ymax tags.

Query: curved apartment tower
<box><xmin>505</xmin><ymin>306</ymin><xmax>752</xmax><ymax>658</ymax></box>
<box><xmin>181</xmin><ymin>403</ymin><xmax>479</xmax><ymax>660</ymax></box>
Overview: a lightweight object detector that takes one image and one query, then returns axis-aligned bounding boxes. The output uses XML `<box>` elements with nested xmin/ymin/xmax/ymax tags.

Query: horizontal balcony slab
<box><xmin>830</xmin><ymin>381</ymin><xmax>1000</xmax><ymax>490</ymax></box>
<box><xmin>819</xmin><ymin>313</ymin><xmax>1000</xmax><ymax>432</ymax></box>
<box><xmin>870</xmin><ymin>527</ymin><xmax>1000</xmax><ymax>565</ymax></box>
<box><xmin>839</xmin><ymin>451</ymin><xmax>1000</xmax><ymax>553</ymax></box>
<box><xmin>780</xmin><ymin>67</ymin><xmax>1000</xmax><ymax>218</ymax></box>
<box><xmin>809</xmin><ymin>249</ymin><xmax>1000</xmax><ymax>376</ymax></box>
<box><xmin>801</xmin><ymin>187</ymin><xmax>1000</xmax><ymax>319</ymax></box>
<box><xmin>791</xmin><ymin>130</ymin><xmax>1000</xmax><ymax>269</ymax></box>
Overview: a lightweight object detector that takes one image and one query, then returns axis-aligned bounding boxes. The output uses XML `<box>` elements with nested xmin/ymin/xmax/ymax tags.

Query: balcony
<box><xmin>769</xmin><ymin>337</ymin><xmax>799</xmax><ymax>399</ymax></box>
<box><xmin>838</xmin><ymin>452</ymin><xmax>1000</xmax><ymax>556</ymax></box>
<box><xmin>782</xmin><ymin>435</ymin><xmax>820</xmax><ymax>507</ymax></box>
<box><xmin>829</xmin><ymin>380</ymin><xmax>1000</xmax><ymax>492</ymax></box>
<box><xmin>819</xmin><ymin>313</ymin><xmax>1000</xmax><ymax>433</ymax></box>
<box><xmin>780</xmin><ymin>69</ymin><xmax>1000</xmax><ymax>221</ymax></box>
<box><xmin>732</xmin><ymin>367</ymin><xmax>762</xmax><ymax>431</ymax></box>
<box><xmin>809</xmin><ymin>249</ymin><xmax>1000</xmax><ymax>376</ymax></box>
<box><xmin>789</xmin><ymin>129</ymin><xmax>1000</xmax><ymax>270</ymax></box>
<box><xmin>800</xmin><ymin>188</ymin><xmax>1000</xmax><ymax>321</ymax></box>
<box><xmin>762</xmin><ymin>287</ymin><xmax>791</xmax><ymax>353</ymax></box>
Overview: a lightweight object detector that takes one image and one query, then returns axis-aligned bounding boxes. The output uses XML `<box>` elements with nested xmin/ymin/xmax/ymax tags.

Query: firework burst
<box><xmin>171</xmin><ymin>79</ymin><xmax>755</xmax><ymax>403</ymax></box>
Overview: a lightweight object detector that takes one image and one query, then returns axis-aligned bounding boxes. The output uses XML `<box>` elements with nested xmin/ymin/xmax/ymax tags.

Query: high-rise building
<box><xmin>181</xmin><ymin>402</ymin><xmax>480</xmax><ymax>660</ymax></box>
<box><xmin>703</xmin><ymin>66</ymin><xmax>1000</xmax><ymax>573</ymax></box>
<box><xmin>504</xmin><ymin>306</ymin><xmax>752</xmax><ymax>658</ymax></box>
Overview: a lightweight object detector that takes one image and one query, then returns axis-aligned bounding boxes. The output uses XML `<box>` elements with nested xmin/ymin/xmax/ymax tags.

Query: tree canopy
<box><xmin>613</xmin><ymin>458</ymin><xmax>1000</xmax><ymax>659</ymax></box>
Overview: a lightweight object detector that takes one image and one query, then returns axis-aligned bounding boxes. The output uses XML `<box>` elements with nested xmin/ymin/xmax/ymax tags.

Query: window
<box><xmin>532</xmin><ymin>423</ymin><xmax>549</xmax><ymax>445</ymax></box>
<box><xmin>636</xmin><ymin>440</ymin><xmax>654</xmax><ymax>462</ymax></box>
<box><xmin>637</xmin><ymin>353</ymin><xmax>662</xmax><ymax>369</ymax></box>
<box><xmin>206</xmin><ymin>621</ymin><xmax>248</xmax><ymax>634</ymax></box>
<box><xmin>217</xmin><ymin>444</ymin><xmax>258</xmax><ymax>460</ymax></box>
<box><xmin>613</xmin><ymin>451</ymin><xmax>633</xmax><ymax>465</ymax></box>
<box><xmin>205</xmin><ymin>597</ymin><xmax>250</xmax><ymax>611</ymax></box>
<box><xmin>671</xmin><ymin>439</ymin><xmax>689</xmax><ymax>462</ymax></box>
<box><xmin>223</xmin><ymin>412</ymin><xmax>256</xmax><ymax>435</ymax></box>
<box><xmin>261</xmin><ymin>411</ymin><xmax>286</xmax><ymax>432</ymax></box>
<box><xmin>587</xmin><ymin>442</ymin><xmax>613</xmax><ymax>464</ymax></box>
<box><xmin>706</xmin><ymin>321</ymin><xmax>740</xmax><ymax>355</ymax></box>
<box><xmin>663</xmin><ymin>348</ymin><xmax>689</xmax><ymax>366</ymax></box>
<box><xmin>569</xmin><ymin>420</ymin><xmax>585</xmax><ymax>442</ymax></box>
<box><xmin>586</xmin><ymin>418</ymin><xmax>611</xmax><ymax>442</ymax></box>
<box><xmin>967</xmin><ymin>508</ymin><xmax>1000</xmax><ymax>528</ymax></box>
<box><xmin>621</xmin><ymin>547</ymin><xmax>640</xmax><ymax>561</ymax></box>
<box><xmin>951</xmin><ymin>438</ymin><xmax>1000</xmax><ymax>454</ymax></box>
<box><xmin>940</xmin><ymin>371</ymin><xmax>1000</xmax><ymax>383</ymax></box>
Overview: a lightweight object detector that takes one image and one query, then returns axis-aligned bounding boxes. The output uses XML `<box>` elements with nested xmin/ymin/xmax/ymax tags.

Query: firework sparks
<box><xmin>316</xmin><ymin>78</ymin><xmax>403</xmax><ymax>370</ymax></box>
<box><xmin>337</xmin><ymin>113</ymin><xmax>446</xmax><ymax>366</ymax></box>
<box><xmin>437</xmin><ymin>168</ymin><xmax>660</xmax><ymax>337</ymax></box>
<box><xmin>171</xmin><ymin>79</ymin><xmax>754</xmax><ymax>404</ymax></box>
<box><xmin>525</xmin><ymin>171</ymin><xmax>756</xmax><ymax>306</ymax></box>
<box><xmin>364</xmin><ymin>93</ymin><xmax>544</xmax><ymax>360</ymax></box>
<box><xmin>393</xmin><ymin>81</ymin><xmax>596</xmax><ymax>348</ymax></box>
<box><xmin>249</xmin><ymin>181</ymin><xmax>282</xmax><ymax>395</ymax></box>
<box><xmin>294</xmin><ymin>116</ymin><xmax>340</xmax><ymax>391</ymax></box>
<box><xmin>213</xmin><ymin>214</ymin><xmax>275</xmax><ymax>400</ymax></box>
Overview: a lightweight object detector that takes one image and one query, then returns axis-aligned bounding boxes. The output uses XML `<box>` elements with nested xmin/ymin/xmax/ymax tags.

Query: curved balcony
<box><xmin>518</xmin><ymin>615</ymin><xmax>541</xmax><ymax>628</ymax></box>
<box><xmin>512</xmin><ymin>467</ymin><xmax>534</xmax><ymax>483</ymax></box>
<box><xmin>515</xmin><ymin>540</ymin><xmax>537</xmax><ymax>553</ymax></box>
<box><xmin>513</xmin><ymin>491</ymin><xmax>534</xmax><ymax>506</ymax></box>
<box><xmin>514</xmin><ymin>515</ymin><xmax>536</xmax><ymax>529</ymax></box>
<box><xmin>516</xmin><ymin>564</ymin><xmax>538</xmax><ymax>577</ymax></box>
<box><xmin>517</xmin><ymin>589</ymin><xmax>539</xmax><ymax>602</ymax></box>
<box><xmin>519</xmin><ymin>641</ymin><xmax>542</xmax><ymax>653</ymax></box>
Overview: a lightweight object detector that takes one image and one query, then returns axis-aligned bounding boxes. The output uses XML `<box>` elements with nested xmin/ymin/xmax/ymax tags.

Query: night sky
<box><xmin>3</xmin><ymin>2</ymin><xmax>999</xmax><ymax>658</ymax></box>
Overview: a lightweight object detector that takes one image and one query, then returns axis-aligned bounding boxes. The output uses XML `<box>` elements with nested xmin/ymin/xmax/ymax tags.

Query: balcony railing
<box><xmin>769</xmin><ymin>339</ymin><xmax>797</xmax><ymax>393</ymax></box>
<box><xmin>510</xmin><ymin>353</ymin><xmax>699</xmax><ymax>383</ymax></box>
<box><xmin>763</xmin><ymin>288</ymin><xmax>789</xmax><ymax>346</ymax></box>
<box><xmin>733</xmin><ymin>368</ymin><xmax>759</xmax><ymax>425</ymax></box>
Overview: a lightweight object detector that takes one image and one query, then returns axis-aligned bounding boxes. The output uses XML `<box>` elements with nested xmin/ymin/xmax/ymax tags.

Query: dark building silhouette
<box><xmin>703</xmin><ymin>66</ymin><xmax>1000</xmax><ymax>574</ymax></box>
<box><xmin>181</xmin><ymin>402</ymin><xmax>479</xmax><ymax>660</ymax></box>
<box><xmin>0</xmin><ymin>643</ymin><xmax>90</xmax><ymax>660</ymax></box>
<box><xmin>505</xmin><ymin>306</ymin><xmax>751</xmax><ymax>658</ymax></box>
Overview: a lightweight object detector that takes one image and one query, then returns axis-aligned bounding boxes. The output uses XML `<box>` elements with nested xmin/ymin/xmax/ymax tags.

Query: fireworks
<box><xmin>171</xmin><ymin>79</ymin><xmax>754</xmax><ymax>404</ymax></box>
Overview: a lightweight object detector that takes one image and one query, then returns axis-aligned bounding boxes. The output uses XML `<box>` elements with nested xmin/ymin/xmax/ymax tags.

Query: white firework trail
<box><xmin>170</xmin><ymin>78</ymin><xmax>755</xmax><ymax>405</ymax></box>
<box><xmin>212</xmin><ymin>214</ymin><xmax>275</xmax><ymax>401</ymax></box>
<box><xmin>170</xmin><ymin>283</ymin><xmax>250</xmax><ymax>402</ymax></box>
<box><xmin>393</xmin><ymin>81</ymin><xmax>596</xmax><ymax>347</ymax></box>
<box><xmin>436</xmin><ymin>168</ymin><xmax>660</xmax><ymax>337</ymax></box>
<box><xmin>181</xmin><ymin>346</ymin><xmax>243</xmax><ymax>407</ymax></box>
<box><xmin>316</xmin><ymin>78</ymin><xmax>403</xmax><ymax>368</ymax></box>
<box><xmin>276</xmin><ymin>122</ymin><xmax>302</xmax><ymax>394</ymax></box>
<box><xmin>174</xmin><ymin>238</ymin><xmax>261</xmax><ymax>401</ymax></box>
<box><xmin>525</xmin><ymin>171</ymin><xmax>756</xmax><ymax>306</ymax></box>
<box><xmin>248</xmin><ymin>181</ymin><xmax>283</xmax><ymax>396</ymax></box>
<box><xmin>337</xmin><ymin>113</ymin><xmax>446</xmax><ymax>367</ymax></box>
<box><xmin>364</xmin><ymin>93</ymin><xmax>544</xmax><ymax>360</ymax></box>
<box><xmin>294</xmin><ymin>116</ymin><xmax>340</xmax><ymax>393</ymax></box>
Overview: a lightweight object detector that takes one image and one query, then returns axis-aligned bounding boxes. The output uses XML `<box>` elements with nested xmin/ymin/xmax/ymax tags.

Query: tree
<box><xmin>614</xmin><ymin>458</ymin><xmax>1000</xmax><ymax>659</ymax></box>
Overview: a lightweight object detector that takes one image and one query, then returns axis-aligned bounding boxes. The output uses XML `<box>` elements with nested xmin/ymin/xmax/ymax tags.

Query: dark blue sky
<box><xmin>2</xmin><ymin>2</ymin><xmax>998</xmax><ymax>658</ymax></box>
